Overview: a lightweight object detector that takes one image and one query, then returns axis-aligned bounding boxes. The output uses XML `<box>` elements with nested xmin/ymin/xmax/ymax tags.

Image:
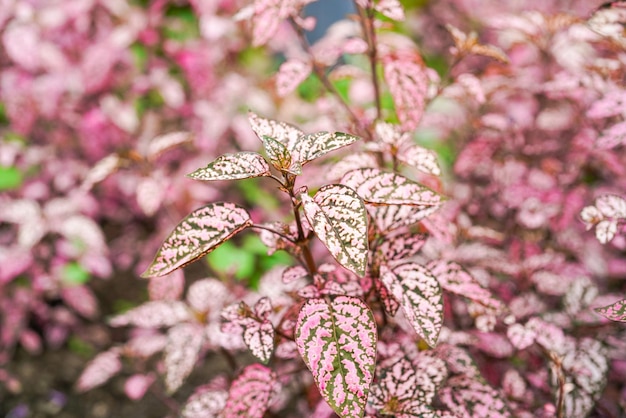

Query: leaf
<box><xmin>342</xmin><ymin>168</ymin><xmax>444</xmax><ymax>207</ymax></box>
<box><xmin>141</xmin><ymin>203</ymin><xmax>252</xmax><ymax>278</ymax></box>
<box><xmin>375</xmin><ymin>278</ymin><xmax>400</xmax><ymax>316</ymax></box>
<box><xmin>374</xmin><ymin>0</ymin><xmax>405</xmax><ymax>21</ymax></box>
<box><xmin>446</xmin><ymin>24</ymin><xmax>509</xmax><ymax>63</ymax></box>
<box><xmin>109</xmin><ymin>301</ymin><xmax>192</xmax><ymax>328</ymax></box>
<box><xmin>301</xmin><ymin>184</ymin><xmax>369</xmax><ymax>277</ymax></box>
<box><xmin>292</xmin><ymin>131</ymin><xmax>361</xmax><ymax>166</ymax></box>
<box><xmin>398</xmin><ymin>144</ymin><xmax>441</xmax><ymax>176</ymax></box>
<box><xmin>439</xmin><ymin>375</ymin><xmax>512</xmax><ymax>418</ymax></box>
<box><xmin>426</xmin><ymin>260</ymin><xmax>503</xmax><ymax>310</ymax></box>
<box><xmin>369</xmin><ymin>204</ymin><xmax>440</xmax><ymax>233</ymax></box>
<box><xmin>595</xmin><ymin>194</ymin><xmax>626</xmax><ymax>218</ymax></box>
<box><xmin>137</xmin><ymin>175</ymin><xmax>165</xmax><ymax>216</ymax></box>
<box><xmin>378</xmin><ymin>232</ymin><xmax>428</xmax><ymax>262</ymax></box>
<box><xmin>80</xmin><ymin>154</ymin><xmax>121</xmax><ymax>191</ymax></box>
<box><xmin>261</xmin><ymin>135</ymin><xmax>294</xmax><ymax>171</ymax></box>
<box><xmin>276</xmin><ymin>59</ymin><xmax>312</xmax><ymax>97</ymax></box>
<box><xmin>248</xmin><ymin>111</ymin><xmax>303</xmax><ymax>152</ymax></box>
<box><xmin>243</xmin><ymin>320</ymin><xmax>275</xmax><ymax>364</ymax></box>
<box><xmin>380</xmin><ymin>263</ymin><xmax>443</xmax><ymax>347</ymax></box>
<box><xmin>383</xmin><ymin>50</ymin><xmax>429</xmax><ymax>132</ymax></box>
<box><xmin>325</xmin><ymin>152</ymin><xmax>379</xmax><ymax>182</ymax></box>
<box><xmin>595</xmin><ymin>298</ymin><xmax>626</xmax><ymax>322</ymax></box>
<box><xmin>76</xmin><ymin>349</ymin><xmax>122</xmax><ymax>392</ymax></box>
<box><xmin>146</xmin><ymin>131</ymin><xmax>192</xmax><ymax>160</ymax></box>
<box><xmin>186</xmin><ymin>278</ymin><xmax>230</xmax><ymax>314</ymax></box>
<box><xmin>222</xmin><ymin>364</ymin><xmax>277</xmax><ymax>418</ymax></box>
<box><xmin>181</xmin><ymin>386</ymin><xmax>228</xmax><ymax>418</ymax></box>
<box><xmin>295</xmin><ymin>296</ymin><xmax>377</xmax><ymax>418</ymax></box>
<box><xmin>595</xmin><ymin>219</ymin><xmax>618</xmax><ymax>244</ymax></box>
<box><xmin>187</xmin><ymin>152</ymin><xmax>271</xmax><ymax>181</ymax></box>
<box><xmin>164</xmin><ymin>323</ymin><xmax>205</xmax><ymax>393</ymax></box>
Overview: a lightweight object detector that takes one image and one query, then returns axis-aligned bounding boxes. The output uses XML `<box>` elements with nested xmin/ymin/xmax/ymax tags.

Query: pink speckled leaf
<box><xmin>80</xmin><ymin>154</ymin><xmax>121</xmax><ymax>191</ymax></box>
<box><xmin>276</xmin><ymin>59</ymin><xmax>312</xmax><ymax>97</ymax></box>
<box><xmin>148</xmin><ymin>270</ymin><xmax>185</xmax><ymax>301</ymax></box>
<box><xmin>374</xmin><ymin>0</ymin><xmax>405</xmax><ymax>21</ymax></box>
<box><xmin>597</xmin><ymin>120</ymin><xmax>626</xmax><ymax>149</ymax></box>
<box><xmin>426</xmin><ymin>260</ymin><xmax>503</xmax><ymax>311</ymax></box>
<box><xmin>243</xmin><ymin>320</ymin><xmax>275</xmax><ymax>364</ymax></box>
<box><xmin>261</xmin><ymin>135</ymin><xmax>294</xmax><ymax>172</ymax></box>
<box><xmin>181</xmin><ymin>386</ymin><xmax>228</xmax><ymax>418</ymax></box>
<box><xmin>595</xmin><ymin>298</ymin><xmax>626</xmax><ymax>322</ymax></box>
<box><xmin>248</xmin><ymin>111</ymin><xmax>303</xmax><ymax>152</ymax></box>
<box><xmin>595</xmin><ymin>194</ymin><xmax>626</xmax><ymax>218</ymax></box>
<box><xmin>76</xmin><ymin>348</ymin><xmax>122</xmax><ymax>392</ymax></box>
<box><xmin>380</xmin><ymin>263</ymin><xmax>443</xmax><ymax>347</ymax></box>
<box><xmin>254</xmin><ymin>297</ymin><xmax>273</xmax><ymax>320</ymax></box>
<box><xmin>375</xmin><ymin>279</ymin><xmax>400</xmax><ymax>316</ymax></box>
<box><xmin>61</xmin><ymin>285</ymin><xmax>99</xmax><ymax>319</ymax></box>
<box><xmin>378</xmin><ymin>233</ymin><xmax>428</xmax><ymax>262</ymax></box>
<box><xmin>292</xmin><ymin>131</ymin><xmax>361</xmax><ymax>166</ymax></box>
<box><xmin>506</xmin><ymin>323</ymin><xmax>536</xmax><ymax>350</ymax></box>
<box><xmin>222</xmin><ymin>364</ymin><xmax>277</xmax><ymax>418</ymax></box>
<box><xmin>186</xmin><ymin>278</ymin><xmax>229</xmax><ymax>314</ymax></box>
<box><xmin>595</xmin><ymin>219</ymin><xmax>618</xmax><ymax>244</ymax></box>
<box><xmin>342</xmin><ymin>168</ymin><xmax>443</xmax><ymax>207</ymax></box>
<box><xmin>398</xmin><ymin>144</ymin><xmax>441</xmax><ymax>176</ymax></box>
<box><xmin>146</xmin><ymin>131</ymin><xmax>192</xmax><ymax>160</ymax></box>
<box><xmin>383</xmin><ymin>51</ymin><xmax>428</xmax><ymax>132</ymax></box>
<box><xmin>164</xmin><ymin>323</ymin><xmax>205</xmax><ymax>393</ymax></box>
<box><xmin>137</xmin><ymin>175</ymin><xmax>165</xmax><ymax>216</ymax></box>
<box><xmin>325</xmin><ymin>152</ymin><xmax>379</xmax><ymax>181</ymax></box>
<box><xmin>439</xmin><ymin>375</ymin><xmax>511</xmax><ymax>418</ymax></box>
<box><xmin>301</xmin><ymin>184</ymin><xmax>369</xmax><ymax>277</ymax></box>
<box><xmin>109</xmin><ymin>301</ymin><xmax>191</xmax><ymax>328</ymax></box>
<box><xmin>124</xmin><ymin>373</ymin><xmax>155</xmax><ymax>400</ymax></box>
<box><xmin>295</xmin><ymin>296</ymin><xmax>377</xmax><ymax>418</ymax></box>
<box><xmin>141</xmin><ymin>203</ymin><xmax>252</xmax><ymax>278</ymax></box>
<box><xmin>187</xmin><ymin>152</ymin><xmax>271</xmax><ymax>181</ymax></box>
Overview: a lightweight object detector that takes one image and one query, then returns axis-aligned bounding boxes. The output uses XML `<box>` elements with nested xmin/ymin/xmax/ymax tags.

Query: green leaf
<box><xmin>261</xmin><ymin>135</ymin><xmax>294</xmax><ymax>171</ymax></box>
<box><xmin>187</xmin><ymin>152</ymin><xmax>271</xmax><ymax>181</ymax></box>
<box><xmin>61</xmin><ymin>262</ymin><xmax>91</xmax><ymax>285</ymax></box>
<box><xmin>0</xmin><ymin>165</ymin><xmax>23</xmax><ymax>190</ymax></box>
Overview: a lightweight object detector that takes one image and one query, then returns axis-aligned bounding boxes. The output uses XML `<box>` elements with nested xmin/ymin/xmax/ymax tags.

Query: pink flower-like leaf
<box><xmin>342</xmin><ymin>168</ymin><xmax>444</xmax><ymax>207</ymax></box>
<box><xmin>164</xmin><ymin>323</ymin><xmax>205</xmax><ymax>393</ymax></box>
<box><xmin>375</xmin><ymin>278</ymin><xmax>400</xmax><ymax>316</ymax></box>
<box><xmin>292</xmin><ymin>131</ymin><xmax>361</xmax><ymax>166</ymax></box>
<box><xmin>188</xmin><ymin>152</ymin><xmax>271</xmax><ymax>181</ymax></box>
<box><xmin>378</xmin><ymin>232</ymin><xmax>428</xmax><ymax>262</ymax></box>
<box><xmin>248</xmin><ymin>111</ymin><xmax>303</xmax><ymax>152</ymax></box>
<box><xmin>243</xmin><ymin>320</ymin><xmax>275</xmax><ymax>364</ymax></box>
<box><xmin>580</xmin><ymin>194</ymin><xmax>626</xmax><ymax>244</ymax></box>
<box><xmin>426</xmin><ymin>260</ymin><xmax>503</xmax><ymax>311</ymax></box>
<box><xmin>301</xmin><ymin>184</ymin><xmax>369</xmax><ymax>277</ymax></box>
<box><xmin>506</xmin><ymin>323</ymin><xmax>536</xmax><ymax>350</ymax></box>
<box><xmin>369</xmin><ymin>204</ymin><xmax>440</xmax><ymax>233</ymax></box>
<box><xmin>124</xmin><ymin>373</ymin><xmax>155</xmax><ymax>401</ymax></box>
<box><xmin>398</xmin><ymin>144</ymin><xmax>441</xmax><ymax>176</ymax></box>
<box><xmin>181</xmin><ymin>385</ymin><xmax>228</xmax><ymax>418</ymax></box>
<box><xmin>374</xmin><ymin>0</ymin><xmax>405</xmax><ymax>21</ymax></box>
<box><xmin>295</xmin><ymin>296</ymin><xmax>377</xmax><ymax>418</ymax></box>
<box><xmin>254</xmin><ymin>296</ymin><xmax>273</xmax><ymax>320</ymax></box>
<box><xmin>383</xmin><ymin>50</ymin><xmax>429</xmax><ymax>132</ymax></box>
<box><xmin>76</xmin><ymin>348</ymin><xmax>122</xmax><ymax>392</ymax></box>
<box><xmin>141</xmin><ymin>203</ymin><xmax>252</xmax><ymax>278</ymax></box>
<box><xmin>276</xmin><ymin>59</ymin><xmax>312</xmax><ymax>97</ymax></box>
<box><xmin>222</xmin><ymin>364</ymin><xmax>277</xmax><ymax>418</ymax></box>
<box><xmin>109</xmin><ymin>301</ymin><xmax>192</xmax><ymax>328</ymax></box>
<box><xmin>146</xmin><ymin>131</ymin><xmax>192</xmax><ymax>161</ymax></box>
<box><xmin>80</xmin><ymin>154</ymin><xmax>121</xmax><ymax>191</ymax></box>
<box><xmin>261</xmin><ymin>135</ymin><xmax>295</xmax><ymax>172</ymax></box>
<box><xmin>380</xmin><ymin>263</ymin><xmax>443</xmax><ymax>347</ymax></box>
<box><xmin>595</xmin><ymin>298</ymin><xmax>626</xmax><ymax>322</ymax></box>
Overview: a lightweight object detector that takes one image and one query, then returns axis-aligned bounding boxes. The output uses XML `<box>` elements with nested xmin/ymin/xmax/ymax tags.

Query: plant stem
<box><xmin>548</xmin><ymin>350</ymin><xmax>566</xmax><ymax>418</ymax></box>
<box><xmin>251</xmin><ymin>224</ymin><xmax>297</xmax><ymax>244</ymax></box>
<box><xmin>356</xmin><ymin>1</ymin><xmax>382</xmax><ymax>123</ymax></box>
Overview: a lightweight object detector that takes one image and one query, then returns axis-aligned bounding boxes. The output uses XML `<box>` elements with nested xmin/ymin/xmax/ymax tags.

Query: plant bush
<box><xmin>1</xmin><ymin>0</ymin><xmax>626</xmax><ymax>417</ymax></box>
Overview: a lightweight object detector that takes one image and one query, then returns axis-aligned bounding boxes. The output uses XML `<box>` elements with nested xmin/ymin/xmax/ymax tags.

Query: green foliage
<box><xmin>0</xmin><ymin>165</ymin><xmax>23</xmax><ymax>190</ymax></box>
<box><xmin>61</xmin><ymin>262</ymin><xmax>91</xmax><ymax>286</ymax></box>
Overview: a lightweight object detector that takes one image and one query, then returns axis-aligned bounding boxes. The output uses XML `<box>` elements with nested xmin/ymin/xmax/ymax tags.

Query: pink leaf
<box><xmin>146</xmin><ymin>131</ymin><xmax>192</xmax><ymax>161</ymax></box>
<box><xmin>398</xmin><ymin>144</ymin><xmax>441</xmax><ymax>176</ymax></box>
<box><xmin>295</xmin><ymin>296</ymin><xmax>377</xmax><ymax>417</ymax></box>
<box><xmin>80</xmin><ymin>154</ymin><xmax>121</xmax><ymax>191</ymax></box>
<box><xmin>375</xmin><ymin>278</ymin><xmax>400</xmax><ymax>316</ymax></box>
<box><xmin>61</xmin><ymin>285</ymin><xmax>99</xmax><ymax>319</ymax></box>
<box><xmin>378</xmin><ymin>232</ymin><xmax>428</xmax><ymax>262</ymax></box>
<box><xmin>76</xmin><ymin>349</ymin><xmax>122</xmax><ymax>392</ymax></box>
<box><xmin>248</xmin><ymin>111</ymin><xmax>304</xmax><ymax>153</ymax></box>
<box><xmin>426</xmin><ymin>260</ymin><xmax>503</xmax><ymax>310</ymax></box>
<box><xmin>254</xmin><ymin>297</ymin><xmax>273</xmax><ymax>320</ymax></box>
<box><xmin>301</xmin><ymin>184</ymin><xmax>369</xmax><ymax>276</ymax></box>
<box><xmin>181</xmin><ymin>386</ymin><xmax>228</xmax><ymax>418</ymax></box>
<box><xmin>439</xmin><ymin>375</ymin><xmax>512</xmax><ymax>418</ymax></box>
<box><xmin>148</xmin><ymin>270</ymin><xmax>185</xmax><ymax>301</ymax></box>
<box><xmin>250</xmin><ymin>0</ymin><xmax>297</xmax><ymax>47</ymax></box>
<box><xmin>125</xmin><ymin>334</ymin><xmax>168</xmax><ymax>358</ymax></box>
<box><xmin>164</xmin><ymin>323</ymin><xmax>205</xmax><ymax>393</ymax></box>
<box><xmin>383</xmin><ymin>50</ymin><xmax>429</xmax><ymax>132</ymax></box>
<box><xmin>260</xmin><ymin>135</ymin><xmax>295</xmax><ymax>172</ymax></box>
<box><xmin>222</xmin><ymin>364</ymin><xmax>277</xmax><ymax>418</ymax></box>
<box><xmin>595</xmin><ymin>298</ymin><xmax>626</xmax><ymax>322</ymax></box>
<box><xmin>137</xmin><ymin>175</ymin><xmax>165</xmax><ymax>216</ymax></box>
<box><xmin>243</xmin><ymin>320</ymin><xmax>275</xmax><ymax>364</ymax></box>
<box><xmin>341</xmin><ymin>168</ymin><xmax>444</xmax><ymax>206</ymax></box>
<box><xmin>597</xmin><ymin>120</ymin><xmax>626</xmax><ymax>149</ymax></box>
<box><xmin>109</xmin><ymin>301</ymin><xmax>192</xmax><ymax>328</ymax></box>
<box><xmin>506</xmin><ymin>323</ymin><xmax>536</xmax><ymax>350</ymax></box>
<box><xmin>186</xmin><ymin>278</ymin><xmax>229</xmax><ymax>314</ymax></box>
<box><xmin>369</xmin><ymin>204</ymin><xmax>440</xmax><ymax>233</ymax></box>
<box><xmin>374</xmin><ymin>0</ymin><xmax>405</xmax><ymax>21</ymax></box>
<box><xmin>325</xmin><ymin>152</ymin><xmax>379</xmax><ymax>181</ymax></box>
<box><xmin>124</xmin><ymin>373</ymin><xmax>155</xmax><ymax>400</ymax></box>
<box><xmin>187</xmin><ymin>152</ymin><xmax>271</xmax><ymax>181</ymax></box>
<box><xmin>276</xmin><ymin>59</ymin><xmax>312</xmax><ymax>97</ymax></box>
<box><xmin>380</xmin><ymin>263</ymin><xmax>443</xmax><ymax>347</ymax></box>
<box><xmin>141</xmin><ymin>203</ymin><xmax>252</xmax><ymax>278</ymax></box>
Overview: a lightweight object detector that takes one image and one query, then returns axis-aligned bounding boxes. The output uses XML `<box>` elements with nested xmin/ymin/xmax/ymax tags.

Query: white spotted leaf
<box><xmin>295</xmin><ymin>296</ymin><xmax>377</xmax><ymax>418</ymax></box>
<box><xmin>378</xmin><ymin>232</ymin><xmax>428</xmax><ymax>262</ymax></box>
<box><xmin>301</xmin><ymin>184</ymin><xmax>369</xmax><ymax>277</ymax></box>
<box><xmin>181</xmin><ymin>387</ymin><xmax>228</xmax><ymax>418</ymax></box>
<box><xmin>439</xmin><ymin>375</ymin><xmax>512</xmax><ymax>418</ymax></box>
<box><xmin>369</xmin><ymin>204</ymin><xmax>440</xmax><ymax>232</ymax></box>
<box><xmin>187</xmin><ymin>152</ymin><xmax>271</xmax><ymax>181</ymax></box>
<box><xmin>243</xmin><ymin>320</ymin><xmax>275</xmax><ymax>364</ymax></box>
<box><xmin>164</xmin><ymin>323</ymin><xmax>204</xmax><ymax>393</ymax></box>
<box><xmin>595</xmin><ymin>298</ymin><xmax>626</xmax><ymax>322</ymax></box>
<box><xmin>292</xmin><ymin>131</ymin><xmax>361</xmax><ymax>166</ymax></box>
<box><xmin>76</xmin><ymin>348</ymin><xmax>122</xmax><ymax>392</ymax></box>
<box><xmin>142</xmin><ymin>203</ymin><xmax>252</xmax><ymax>278</ymax></box>
<box><xmin>276</xmin><ymin>59</ymin><xmax>312</xmax><ymax>97</ymax></box>
<box><xmin>109</xmin><ymin>301</ymin><xmax>192</xmax><ymax>328</ymax></box>
<box><xmin>248</xmin><ymin>111</ymin><xmax>303</xmax><ymax>152</ymax></box>
<box><xmin>261</xmin><ymin>135</ymin><xmax>294</xmax><ymax>171</ymax></box>
<box><xmin>222</xmin><ymin>364</ymin><xmax>277</xmax><ymax>418</ymax></box>
<box><xmin>380</xmin><ymin>263</ymin><xmax>443</xmax><ymax>347</ymax></box>
<box><xmin>342</xmin><ymin>168</ymin><xmax>444</xmax><ymax>207</ymax></box>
